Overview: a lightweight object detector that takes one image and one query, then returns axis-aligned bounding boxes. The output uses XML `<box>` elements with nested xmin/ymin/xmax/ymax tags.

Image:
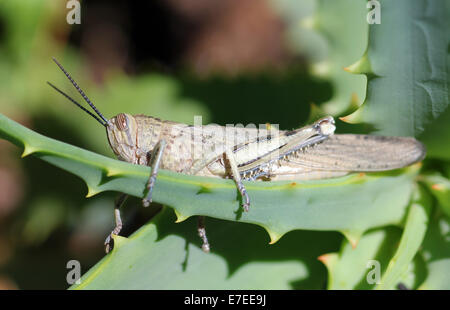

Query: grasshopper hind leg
<box><xmin>104</xmin><ymin>194</ymin><xmax>128</xmax><ymax>253</ymax></box>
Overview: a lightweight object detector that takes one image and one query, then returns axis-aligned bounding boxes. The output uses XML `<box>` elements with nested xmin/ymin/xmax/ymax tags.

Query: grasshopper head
<box><xmin>107</xmin><ymin>113</ymin><xmax>139</xmax><ymax>163</ymax></box>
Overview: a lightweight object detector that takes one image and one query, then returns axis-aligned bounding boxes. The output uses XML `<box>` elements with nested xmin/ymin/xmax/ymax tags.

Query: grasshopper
<box><xmin>48</xmin><ymin>58</ymin><xmax>426</xmax><ymax>253</ymax></box>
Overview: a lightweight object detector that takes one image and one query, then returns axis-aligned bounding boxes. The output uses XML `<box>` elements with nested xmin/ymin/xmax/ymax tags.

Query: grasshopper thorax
<box><xmin>107</xmin><ymin>113</ymin><xmax>139</xmax><ymax>163</ymax></box>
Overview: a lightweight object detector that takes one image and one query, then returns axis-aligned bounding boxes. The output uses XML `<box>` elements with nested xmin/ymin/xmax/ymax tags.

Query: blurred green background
<box><xmin>0</xmin><ymin>0</ymin><xmax>447</xmax><ymax>290</ymax></box>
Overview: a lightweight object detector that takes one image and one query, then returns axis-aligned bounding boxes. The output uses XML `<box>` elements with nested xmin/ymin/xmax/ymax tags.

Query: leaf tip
<box><xmin>21</xmin><ymin>144</ymin><xmax>38</xmax><ymax>158</ymax></box>
<box><xmin>431</xmin><ymin>183</ymin><xmax>444</xmax><ymax>191</ymax></box>
<box><xmin>266</xmin><ymin>229</ymin><xmax>284</xmax><ymax>245</ymax></box>
<box><xmin>339</xmin><ymin>107</ymin><xmax>364</xmax><ymax>124</ymax></box>
<box><xmin>317</xmin><ymin>253</ymin><xmax>337</xmax><ymax>267</ymax></box>
<box><xmin>317</xmin><ymin>253</ymin><xmax>338</xmax><ymax>283</ymax></box>
<box><xmin>174</xmin><ymin>210</ymin><xmax>189</xmax><ymax>223</ymax></box>
<box><xmin>86</xmin><ymin>185</ymin><xmax>101</xmax><ymax>198</ymax></box>
<box><xmin>344</xmin><ymin>52</ymin><xmax>372</xmax><ymax>75</ymax></box>
<box><xmin>341</xmin><ymin>230</ymin><xmax>363</xmax><ymax>249</ymax></box>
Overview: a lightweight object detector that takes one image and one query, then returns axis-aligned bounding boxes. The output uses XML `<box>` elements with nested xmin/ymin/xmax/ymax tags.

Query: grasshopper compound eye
<box><xmin>116</xmin><ymin>113</ymin><xmax>129</xmax><ymax>131</ymax></box>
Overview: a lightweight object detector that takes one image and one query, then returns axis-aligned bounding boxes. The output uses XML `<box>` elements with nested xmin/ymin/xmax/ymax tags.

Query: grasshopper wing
<box><xmin>283</xmin><ymin>134</ymin><xmax>426</xmax><ymax>172</ymax></box>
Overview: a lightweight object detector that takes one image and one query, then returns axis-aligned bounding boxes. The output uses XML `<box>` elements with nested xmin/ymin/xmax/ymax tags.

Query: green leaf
<box><xmin>322</xmin><ymin>185</ymin><xmax>431</xmax><ymax>290</ymax></box>
<box><xmin>376</xmin><ymin>185</ymin><xmax>432</xmax><ymax>289</ymax></box>
<box><xmin>321</xmin><ymin>228</ymin><xmax>402</xmax><ymax>290</ymax></box>
<box><xmin>418</xmin><ymin>107</ymin><xmax>450</xmax><ymax>160</ymax></box>
<box><xmin>271</xmin><ymin>0</ymin><xmax>368</xmax><ymax>115</ymax></box>
<box><xmin>310</xmin><ymin>0</ymin><xmax>368</xmax><ymax>115</ymax></box>
<box><xmin>70</xmin><ymin>207</ymin><xmax>341</xmax><ymax>289</ymax></box>
<box><xmin>419</xmin><ymin>211</ymin><xmax>450</xmax><ymax>289</ymax></box>
<box><xmin>421</xmin><ymin>173</ymin><xmax>450</xmax><ymax>218</ymax></box>
<box><xmin>0</xmin><ymin>113</ymin><xmax>419</xmax><ymax>244</ymax></box>
<box><xmin>344</xmin><ymin>0</ymin><xmax>449</xmax><ymax>138</ymax></box>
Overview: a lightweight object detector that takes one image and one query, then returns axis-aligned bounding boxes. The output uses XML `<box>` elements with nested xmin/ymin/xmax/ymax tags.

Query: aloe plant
<box><xmin>316</xmin><ymin>0</ymin><xmax>449</xmax><ymax>290</ymax></box>
<box><xmin>344</xmin><ymin>0</ymin><xmax>449</xmax><ymax>139</ymax></box>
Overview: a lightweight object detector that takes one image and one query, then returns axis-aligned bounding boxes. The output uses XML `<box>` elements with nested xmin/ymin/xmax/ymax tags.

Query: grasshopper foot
<box><xmin>242</xmin><ymin>202</ymin><xmax>250</xmax><ymax>212</ymax></box>
<box><xmin>143</xmin><ymin>179</ymin><xmax>155</xmax><ymax>207</ymax></box>
<box><xmin>201</xmin><ymin>242</ymin><xmax>210</xmax><ymax>253</ymax></box>
<box><xmin>198</xmin><ymin>216</ymin><xmax>210</xmax><ymax>253</ymax></box>
<box><xmin>105</xmin><ymin>205</ymin><xmax>123</xmax><ymax>254</ymax></box>
<box><xmin>104</xmin><ymin>234</ymin><xmax>114</xmax><ymax>254</ymax></box>
<box><xmin>236</xmin><ymin>181</ymin><xmax>250</xmax><ymax>212</ymax></box>
<box><xmin>142</xmin><ymin>198</ymin><xmax>151</xmax><ymax>208</ymax></box>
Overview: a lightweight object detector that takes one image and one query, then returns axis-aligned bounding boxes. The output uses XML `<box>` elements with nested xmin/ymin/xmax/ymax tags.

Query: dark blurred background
<box><xmin>0</xmin><ymin>0</ymin><xmax>367</xmax><ymax>289</ymax></box>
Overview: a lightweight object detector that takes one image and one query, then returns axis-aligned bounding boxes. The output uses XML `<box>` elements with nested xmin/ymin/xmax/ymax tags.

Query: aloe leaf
<box><xmin>0</xmin><ymin>113</ymin><xmax>419</xmax><ymax>244</ymax></box>
<box><xmin>421</xmin><ymin>173</ymin><xmax>450</xmax><ymax>217</ymax></box>
<box><xmin>418</xmin><ymin>108</ymin><xmax>450</xmax><ymax>160</ymax></box>
<box><xmin>70</xmin><ymin>208</ymin><xmax>341</xmax><ymax>289</ymax></box>
<box><xmin>322</xmin><ymin>231</ymin><xmax>426</xmax><ymax>290</ymax></box>
<box><xmin>310</xmin><ymin>0</ymin><xmax>368</xmax><ymax>115</ymax></box>
<box><xmin>322</xmin><ymin>185</ymin><xmax>431</xmax><ymax>290</ymax></box>
<box><xmin>270</xmin><ymin>0</ymin><xmax>368</xmax><ymax>115</ymax></box>
<box><xmin>375</xmin><ymin>185</ymin><xmax>432</xmax><ymax>289</ymax></box>
<box><xmin>419</xmin><ymin>212</ymin><xmax>450</xmax><ymax>289</ymax></box>
<box><xmin>320</xmin><ymin>228</ymin><xmax>401</xmax><ymax>290</ymax></box>
<box><xmin>343</xmin><ymin>0</ymin><xmax>449</xmax><ymax>139</ymax></box>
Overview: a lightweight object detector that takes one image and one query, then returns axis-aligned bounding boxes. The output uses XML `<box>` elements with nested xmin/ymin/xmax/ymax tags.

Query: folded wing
<box><xmin>284</xmin><ymin>134</ymin><xmax>426</xmax><ymax>172</ymax></box>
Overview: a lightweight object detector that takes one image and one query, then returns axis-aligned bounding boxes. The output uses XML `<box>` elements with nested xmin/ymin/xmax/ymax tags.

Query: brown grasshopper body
<box><xmin>107</xmin><ymin>113</ymin><xmax>425</xmax><ymax>181</ymax></box>
<box><xmin>106</xmin><ymin>113</ymin><xmax>336</xmax><ymax>179</ymax></box>
<box><xmin>49</xmin><ymin>58</ymin><xmax>426</xmax><ymax>253</ymax></box>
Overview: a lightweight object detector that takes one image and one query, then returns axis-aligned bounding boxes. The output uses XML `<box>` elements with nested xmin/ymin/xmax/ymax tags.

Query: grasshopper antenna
<box><xmin>50</xmin><ymin>57</ymin><xmax>109</xmax><ymax>125</ymax></box>
<box><xmin>47</xmin><ymin>81</ymin><xmax>107</xmax><ymax>127</ymax></box>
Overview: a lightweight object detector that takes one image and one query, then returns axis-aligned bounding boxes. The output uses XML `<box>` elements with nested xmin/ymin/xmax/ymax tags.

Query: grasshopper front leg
<box><xmin>225</xmin><ymin>149</ymin><xmax>250</xmax><ymax>212</ymax></box>
<box><xmin>141</xmin><ymin>139</ymin><xmax>213</xmax><ymax>253</ymax></box>
<box><xmin>104</xmin><ymin>139</ymin><xmax>167</xmax><ymax>254</ymax></box>
<box><xmin>143</xmin><ymin>139</ymin><xmax>167</xmax><ymax>207</ymax></box>
<box><xmin>104</xmin><ymin>193</ymin><xmax>128</xmax><ymax>253</ymax></box>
